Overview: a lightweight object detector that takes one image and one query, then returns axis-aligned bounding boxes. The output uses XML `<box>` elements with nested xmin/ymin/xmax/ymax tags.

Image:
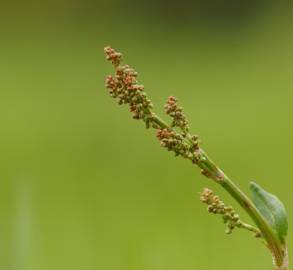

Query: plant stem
<box><xmin>149</xmin><ymin>112</ymin><xmax>288</xmax><ymax>270</ymax></box>
<box><xmin>239</xmin><ymin>222</ymin><xmax>261</xmax><ymax>236</ymax></box>
<box><xmin>104</xmin><ymin>46</ymin><xmax>288</xmax><ymax>269</ymax></box>
<box><xmin>221</xmin><ymin>174</ymin><xmax>286</xmax><ymax>269</ymax></box>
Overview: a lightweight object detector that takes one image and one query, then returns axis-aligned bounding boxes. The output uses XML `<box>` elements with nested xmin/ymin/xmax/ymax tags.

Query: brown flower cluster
<box><xmin>156</xmin><ymin>128</ymin><xmax>199</xmax><ymax>163</ymax></box>
<box><xmin>164</xmin><ymin>96</ymin><xmax>189</xmax><ymax>132</ymax></box>
<box><xmin>200</xmin><ymin>188</ymin><xmax>242</xmax><ymax>234</ymax></box>
<box><xmin>104</xmin><ymin>46</ymin><xmax>122</xmax><ymax>67</ymax></box>
<box><xmin>104</xmin><ymin>47</ymin><xmax>153</xmax><ymax>121</ymax></box>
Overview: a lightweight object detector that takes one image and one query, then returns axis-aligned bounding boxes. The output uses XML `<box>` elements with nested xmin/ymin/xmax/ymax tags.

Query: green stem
<box><xmin>221</xmin><ymin>175</ymin><xmax>284</xmax><ymax>263</ymax></box>
<box><xmin>149</xmin><ymin>112</ymin><xmax>287</xmax><ymax>270</ymax></box>
<box><xmin>199</xmin><ymin>151</ymin><xmax>287</xmax><ymax>270</ymax></box>
<box><xmin>239</xmin><ymin>222</ymin><xmax>261</xmax><ymax>236</ymax></box>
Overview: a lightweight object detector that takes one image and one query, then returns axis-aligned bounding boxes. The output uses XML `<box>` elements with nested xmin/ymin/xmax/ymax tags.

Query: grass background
<box><xmin>1</xmin><ymin>1</ymin><xmax>293</xmax><ymax>269</ymax></box>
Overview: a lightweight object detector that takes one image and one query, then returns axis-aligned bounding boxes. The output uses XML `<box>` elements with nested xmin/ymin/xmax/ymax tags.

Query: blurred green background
<box><xmin>1</xmin><ymin>1</ymin><xmax>293</xmax><ymax>269</ymax></box>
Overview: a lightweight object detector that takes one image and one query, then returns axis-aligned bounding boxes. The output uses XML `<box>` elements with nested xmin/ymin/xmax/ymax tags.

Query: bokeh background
<box><xmin>1</xmin><ymin>1</ymin><xmax>293</xmax><ymax>269</ymax></box>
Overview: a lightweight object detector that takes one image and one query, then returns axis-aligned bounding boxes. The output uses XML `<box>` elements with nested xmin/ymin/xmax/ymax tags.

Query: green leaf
<box><xmin>249</xmin><ymin>182</ymin><xmax>288</xmax><ymax>243</ymax></box>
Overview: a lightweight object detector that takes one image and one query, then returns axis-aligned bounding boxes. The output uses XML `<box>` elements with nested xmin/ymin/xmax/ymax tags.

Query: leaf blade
<box><xmin>249</xmin><ymin>182</ymin><xmax>288</xmax><ymax>244</ymax></box>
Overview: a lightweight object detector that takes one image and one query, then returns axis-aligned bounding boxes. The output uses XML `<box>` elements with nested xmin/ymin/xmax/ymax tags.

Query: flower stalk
<box><xmin>103</xmin><ymin>46</ymin><xmax>288</xmax><ymax>270</ymax></box>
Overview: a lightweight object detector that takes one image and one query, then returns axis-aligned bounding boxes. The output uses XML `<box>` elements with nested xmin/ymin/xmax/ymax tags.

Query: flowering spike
<box><xmin>164</xmin><ymin>96</ymin><xmax>189</xmax><ymax>132</ymax></box>
<box><xmin>200</xmin><ymin>188</ymin><xmax>261</xmax><ymax>237</ymax></box>
<box><xmin>104</xmin><ymin>46</ymin><xmax>122</xmax><ymax>67</ymax></box>
<box><xmin>104</xmin><ymin>47</ymin><xmax>153</xmax><ymax>122</ymax></box>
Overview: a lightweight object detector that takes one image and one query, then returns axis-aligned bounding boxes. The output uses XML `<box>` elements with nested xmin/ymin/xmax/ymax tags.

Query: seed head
<box><xmin>200</xmin><ymin>188</ymin><xmax>242</xmax><ymax>234</ymax></box>
<box><xmin>164</xmin><ymin>96</ymin><xmax>189</xmax><ymax>132</ymax></box>
<box><xmin>104</xmin><ymin>47</ymin><xmax>153</xmax><ymax>122</ymax></box>
<box><xmin>104</xmin><ymin>46</ymin><xmax>122</xmax><ymax>66</ymax></box>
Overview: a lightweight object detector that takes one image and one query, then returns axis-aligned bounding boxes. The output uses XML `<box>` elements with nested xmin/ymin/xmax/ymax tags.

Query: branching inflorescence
<box><xmin>104</xmin><ymin>47</ymin><xmax>288</xmax><ymax>270</ymax></box>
